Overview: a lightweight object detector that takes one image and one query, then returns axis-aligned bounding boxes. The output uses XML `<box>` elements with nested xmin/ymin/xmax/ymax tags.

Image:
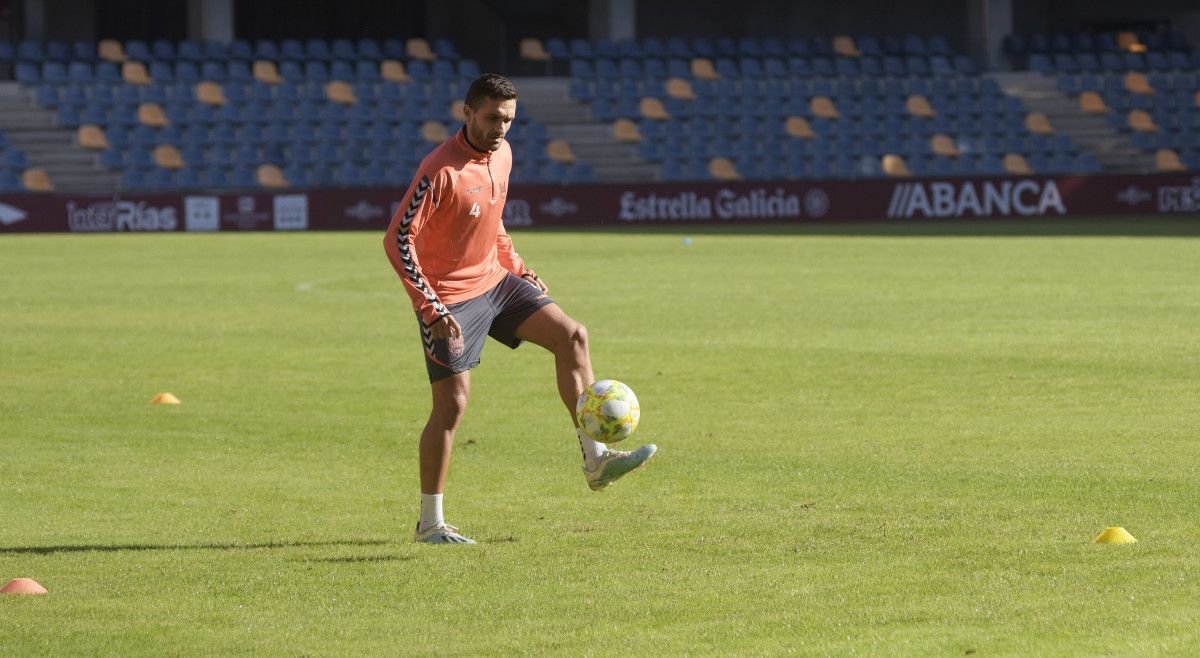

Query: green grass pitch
<box><xmin>2</xmin><ymin>219</ymin><xmax>1200</xmax><ymax>655</ymax></box>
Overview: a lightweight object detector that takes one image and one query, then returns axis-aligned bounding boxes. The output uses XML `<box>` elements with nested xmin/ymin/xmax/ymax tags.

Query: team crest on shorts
<box><xmin>448</xmin><ymin>336</ymin><xmax>465</xmax><ymax>358</ymax></box>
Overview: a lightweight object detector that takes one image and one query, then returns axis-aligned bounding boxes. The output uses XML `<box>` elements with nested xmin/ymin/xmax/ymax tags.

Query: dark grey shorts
<box><xmin>418</xmin><ymin>272</ymin><xmax>555</xmax><ymax>382</ymax></box>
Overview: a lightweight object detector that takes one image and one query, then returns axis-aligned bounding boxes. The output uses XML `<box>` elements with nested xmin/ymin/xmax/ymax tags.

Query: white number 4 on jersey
<box><xmin>468</xmin><ymin>202</ymin><xmax>481</xmax><ymax>218</ymax></box>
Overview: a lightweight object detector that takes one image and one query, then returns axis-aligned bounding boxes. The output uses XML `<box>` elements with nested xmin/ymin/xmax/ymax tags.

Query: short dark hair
<box><xmin>465</xmin><ymin>73</ymin><xmax>518</xmax><ymax>108</ymax></box>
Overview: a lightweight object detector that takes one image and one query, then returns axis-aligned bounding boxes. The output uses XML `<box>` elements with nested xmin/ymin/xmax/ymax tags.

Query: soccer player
<box><xmin>384</xmin><ymin>74</ymin><xmax>657</xmax><ymax>545</ymax></box>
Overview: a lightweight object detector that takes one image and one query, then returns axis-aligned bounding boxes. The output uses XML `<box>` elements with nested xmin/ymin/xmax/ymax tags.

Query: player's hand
<box><xmin>429</xmin><ymin>314</ymin><xmax>462</xmax><ymax>340</ymax></box>
<box><xmin>523</xmin><ymin>272</ymin><xmax>548</xmax><ymax>293</ymax></box>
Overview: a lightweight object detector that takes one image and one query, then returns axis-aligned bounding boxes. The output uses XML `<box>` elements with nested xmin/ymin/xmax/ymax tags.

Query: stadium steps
<box><xmin>511</xmin><ymin>76</ymin><xmax>659</xmax><ymax>182</ymax></box>
<box><xmin>0</xmin><ymin>82</ymin><xmax>121</xmax><ymax>192</ymax></box>
<box><xmin>987</xmin><ymin>71</ymin><xmax>1155</xmax><ymax>173</ymax></box>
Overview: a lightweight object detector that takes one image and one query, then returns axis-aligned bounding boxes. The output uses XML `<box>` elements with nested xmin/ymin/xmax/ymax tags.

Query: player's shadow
<box><xmin>304</xmin><ymin>554</ymin><xmax>417</xmax><ymax>563</ymax></box>
<box><xmin>0</xmin><ymin>539</ymin><xmax>392</xmax><ymax>555</ymax></box>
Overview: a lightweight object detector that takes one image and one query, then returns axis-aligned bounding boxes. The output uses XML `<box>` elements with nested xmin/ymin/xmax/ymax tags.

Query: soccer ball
<box><xmin>576</xmin><ymin>380</ymin><xmax>640</xmax><ymax>444</ymax></box>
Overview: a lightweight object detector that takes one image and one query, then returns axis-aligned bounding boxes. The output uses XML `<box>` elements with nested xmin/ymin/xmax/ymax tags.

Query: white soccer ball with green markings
<box><xmin>576</xmin><ymin>380</ymin><xmax>640</xmax><ymax>444</ymax></box>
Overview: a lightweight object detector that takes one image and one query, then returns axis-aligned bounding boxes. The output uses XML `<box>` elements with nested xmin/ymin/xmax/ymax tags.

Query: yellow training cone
<box><xmin>1093</xmin><ymin>527</ymin><xmax>1137</xmax><ymax>544</ymax></box>
<box><xmin>151</xmin><ymin>392</ymin><xmax>181</xmax><ymax>405</ymax></box>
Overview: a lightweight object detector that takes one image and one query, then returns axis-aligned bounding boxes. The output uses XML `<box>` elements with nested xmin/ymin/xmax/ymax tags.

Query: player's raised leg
<box><xmin>414</xmin><ymin>371</ymin><xmax>476</xmax><ymax>544</ymax></box>
<box><xmin>515</xmin><ymin>303</ymin><xmax>656</xmax><ymax>490</ymax></box>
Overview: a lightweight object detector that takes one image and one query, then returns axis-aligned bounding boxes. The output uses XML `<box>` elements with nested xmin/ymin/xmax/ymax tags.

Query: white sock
<box><xmin>577</xmin><ymin>427</ymin><xmax>607</xmax><ymax>467</ymax></box>
<box><xmin>419</xmin><ymin>493</ymin><xmax>444</xmax><ymax>532</ymax></box>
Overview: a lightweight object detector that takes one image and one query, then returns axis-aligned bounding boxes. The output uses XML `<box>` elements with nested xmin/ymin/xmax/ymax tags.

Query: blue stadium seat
<box><xmin>41</xmin><ymin>61</ymin><xmax>66</xmax><ymax>84</ymax></box>
<box><xmin>306</xmin><ymin>38</ymin><xmax>331</xmax><ymax>61</ymax></box>
<box><xmin>122</xmin><ymin>168</ymin><xmax>148</xmax><ymax>190</ymax></box>
<box><xmin>198</xmin><ymin>167</ymin><xmax>228</xmax><ymax>188</ymax></box>
<box><xmin>126</xmin><ymin>40</ymin><xmax>151</xmax><ymax>61</ymax></box>
<box><xmin>149</xmin><ymin>39</ymin><xmax>174</xmax><ymax>60</ymax></box>
<box><xmin>280</xmin><ymin>39</ymin><xmax>305</xmax><ymax>61</ymax></box>
<box><xmin>201</xmin><ymin>61</ymin><xmax>227</xmax><ymax>82</ymax></box>
<box><xmin>357</xmin><ymin>39</ymin><xmax>382</xmax><ymax>60</ymax></box>
<box><xmin>254</xmin><ymin>40</ymin><xmax>280</xmax><ymax>60</ymax></box>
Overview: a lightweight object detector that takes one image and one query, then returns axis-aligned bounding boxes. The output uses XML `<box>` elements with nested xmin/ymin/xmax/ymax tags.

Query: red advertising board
<box><xmin>1</xmin><ymin>173</ymin><xmax>1197</xmax><ymax>234</ymax></box>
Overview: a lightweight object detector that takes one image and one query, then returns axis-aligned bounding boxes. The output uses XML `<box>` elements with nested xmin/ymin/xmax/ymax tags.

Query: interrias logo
<box><xmin>886</xmin><ymin>180</ymin><xmax>1066</xmax><ymax>218</ymax></box>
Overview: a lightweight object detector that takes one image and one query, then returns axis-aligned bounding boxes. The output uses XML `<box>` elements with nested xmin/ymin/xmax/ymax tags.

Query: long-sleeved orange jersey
<box><xmin>384</xmin><ymin>128</ymin><xmax>532</xmax><ymax>325</ymax></box>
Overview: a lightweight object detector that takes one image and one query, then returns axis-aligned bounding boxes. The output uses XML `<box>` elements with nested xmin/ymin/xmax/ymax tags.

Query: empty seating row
<box><xmin>18</xmin><ymin>58</ymin><xmax>480</xmax><ymax>85</ymax></box>
<box><xmin>1004</xmin><ymin>31</ymin><xmax>1189</xmax><ymax>55</ymax></box>
<box><xmin>114</xmin><ymin>158</ymin><xmax>588</xmax><ymax>191</ymax></box>
<box><xmin>0</xmin><ymin>38</ymin><xmax>457</xmax><ymax>64</ymax></box>
<box><xmin>39</xmin><ymin>80</ymin><xmax>468</xmax><ymax>111</ymax></box>
<box><xmin>566</xmin><ymin>54</ymin><xmax>976</xmax><ymax>80</ymax></box>
<box><xmin>658</xmin><ymin>150</ymin><xmax>1100</xmax><ymax>182</ymax></box>
<box><xmin>1028</xmin><ymin>50</ymin><xmax>1200</xmax><ymax>75</ymax></box>
<box><xmin>572</xmin><ymin>76</ymin><xmax>1004</xmax><ymax>103</ymax></box>
<box><xmin>522</xmin><ymin>35</ymin><xmax>955</xmax><ymax>61</ymax></box>
<box><xmin>1055</xmin><ymin>71</ymin><xmax>1200</xmax><ymax>95</ymax></box>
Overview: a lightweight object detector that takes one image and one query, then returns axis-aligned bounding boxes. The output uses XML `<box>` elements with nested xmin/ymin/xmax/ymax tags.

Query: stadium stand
<box><xmin>7</xmin><ymin>29</ymin><xmax>1197</xmax><ymax>191</ymax></box>
<box><xmin>1005</xmin><ymin>30</ymin><xmax>1200</xmax><ymax>170</ymax></box>
<box><xmin>543</xmin><ymin>34</ymin><xmax>1099</xmax><ymax>180</ymax></box>
<box><xmin>7</xmin><ymin>37</ymin><xmax>581</xmax><ymax>191</ymax></box>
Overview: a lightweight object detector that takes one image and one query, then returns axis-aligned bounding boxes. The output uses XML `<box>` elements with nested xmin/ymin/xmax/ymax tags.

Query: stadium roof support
<box><xmin>966</xmin><ymin>0</ymin><xmax>1012</xmax><ymax>71</ymax></box>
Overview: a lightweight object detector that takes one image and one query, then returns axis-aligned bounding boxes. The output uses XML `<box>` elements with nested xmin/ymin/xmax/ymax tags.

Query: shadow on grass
<box><xmin>304</xmin><ymin>555</ymin><xmax>417</xmax><ymax>563</ymax></box>
<box><xmin>0</xmin><ymin>539</ymin><xmax>391</xmax><ymax>555</ymax></box>
<box><xmin>523</xmin><ymin>217</ymin><xmax>1200</xmax><ymax>238</ymax></box>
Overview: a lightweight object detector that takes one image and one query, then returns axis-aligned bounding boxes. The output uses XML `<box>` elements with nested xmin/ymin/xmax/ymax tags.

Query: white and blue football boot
<box><xmin>413</xmin><ymin>522</ymin><xmax>477</xmax><ymax>545</ymax></box>
<box><xmin>584</xmin><ymin>444</ymin><xmax>657</xmax><ymax>491</ymax></box>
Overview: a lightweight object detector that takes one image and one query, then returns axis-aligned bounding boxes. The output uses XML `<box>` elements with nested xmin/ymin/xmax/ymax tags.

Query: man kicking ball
<box><xmin>383</xmin><ymin>73</ymin><xmax>657</xmax><ymax>545</ymax></box>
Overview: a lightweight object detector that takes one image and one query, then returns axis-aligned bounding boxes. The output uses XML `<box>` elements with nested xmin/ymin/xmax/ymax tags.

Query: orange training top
<box><xmin>383</xmin><ymin>128</ymin><xmax>532</xmax><ymax>325</ymax></box>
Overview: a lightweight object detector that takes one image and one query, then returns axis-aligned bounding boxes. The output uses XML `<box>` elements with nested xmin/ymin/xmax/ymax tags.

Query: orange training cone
<box><xmin>151</xmin><ymin>392</ymin><xmax>181</xmax><ymax>405</ymax></box>
<box><xmin>2</xmin><ymin>578</ymin><xmax>48</xmax><ymax>594</ymax></box>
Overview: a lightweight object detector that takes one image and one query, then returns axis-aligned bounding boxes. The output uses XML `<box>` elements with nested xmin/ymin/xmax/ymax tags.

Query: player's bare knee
<box><xmin>566</xmin><ymin>321</ymin><xmax>589</xmax><ymax>356</ymax></box>
<box><xmin>431</xmin><ymin>381</ymin><xmax>470</xmax><ymax>426</ymax></box>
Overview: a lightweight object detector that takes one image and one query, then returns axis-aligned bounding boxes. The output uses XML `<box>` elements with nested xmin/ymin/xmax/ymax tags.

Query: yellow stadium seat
<box><xmin>1117</xmin><ymin>31</ymin><xmax>1141</xmax><ymax>52</ymax></box>
<box><xmin>1025</xmin><ymin>112</ymin><xmax>1055</xmax><ymax>135</ymax></box>
<box><xmin>810</xmin><ymin>96</ymin><xmax>840</xmax><ymax>119</ymax></box>
<box><xmin>708</xmin><ymin>157</ymin><xmax>740</xmax><ymax>180</ymax></box>
<box><xmin>449</xmin><ymin>101</ymin><xmax>466</xmax><ymax>123</ymax></box>
<box><xmin>98</xmin><ymin>39</ymin><xmax>126</xmax><ymax>62</ymax></box>
<box><xmin>1003</xmin><ymin>153</ymin><xmax>1033</xmax><ymax>174</ymax></box>
<box><xmin>122</xmin><ymin>61</ymin><xmax>151</xmax><ymax>85</ymax></box>
<box><xmin>195</xmin><ymin>81</ymin><xmax>227</xmax><ymax>106</ymax></box>
<box><xmin>381</xmin><ymin>60</ymin><xmax>412</xmax><ymax>83</ymax></box>
<box><xmin>639</xmin><ymin>97</ymin><xmax>670</xmax><ymax>120</ymax></box>
<box><xmin>137</xmin><ymin>102</ymin><xmax>169</xmax><ymax>127</ymax></box>
<box><xmin>546</xmin><ymin>139</ymin><xmax>577</xmax><ymax>163</ymax></box>
<box><xmin>613</xmin><ymin>118</ymin><xmax>642</xmax><ymax>143</ymax></box>
<box><xmin>1128</xmin><ymin>109</ymin><xmax>1158</xmax><ymax>132</ymax></box>
<box><xmin>690</xmin><ymin>58</ymin><xmax>721</xmax><ymax>80</ymax></box>
<box><xmin>257</xmin><ymin>164</ymin><xmax>288</xmax><ymax>188</ymax></box>
<box><xmin>406</xmin><ymin>38</ymin><xmax>436</xmax><ymax>61</ymax></box>
<box><xmin>1123</xmin><ymin>72</ymin><xmax>1154</xmax><ymax>95</ymax></box>
<box><xmin>421</xmin><ymin>120</ymin><xmax>448</xmax><ymax>143</ymax></box>
<box><xmin>326</xmin><ymin>80</ymin><xmax>357</xmax><ymax>104</ymax></box>
<box><xmin>153</xmin><ymin>145</ymin><xmax>184</xmax><ymax>170</ymax></box>
<box><xmin>519</xmin><ymin>38</ymin><xmax>551</xmax><ymax>62</ymax></box>
<box><xmin>905</xmin><ymin>95</ymin><xmax>935</xmax><ymax>117</ymax></box>
<box><xmin>784</xmin><ymin>116</ymin><xmax>815</xmax><ymax>139</ymax></box>
<box><xmin>77</xmin><ymin>125</ymin><xmax>109</xmax><ymax>150</ymax></box>
<box><xmin>930</xmin><ymin>133</ymin><xmax>960</xmax><ymax>157</ymax></box>
<box><xmin>881</xmin><ymin>154</ymin><xmax>912</xmax><ymax>177</ymax></box>
<box><xmin>1079</xmin><ymin>91</ymin><xmax>1108</xmax><ymax>113</ymax></box>
<box><xmin>665</xmin><ymin>77</ymin><xmax>697</xmax><ymax>101</ymax></box>
<box><xmin>833</xmin><ymin>36</ymin><xmax>861</xmax><ymax>57</ymax></box>
<box><xmin>1155</xmin><ymin>148</ymin><xmax>1186</xmax><ymax>172</ymax></box>
<box><xmin>21</xmin><ymin>168</ymin><xmax>54</xmax><ymax>192</ymax></box>
<box><xmin>253</xmin><ymin>60</ymin><xmax>282</xmax><ymax>84</ymax></box>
